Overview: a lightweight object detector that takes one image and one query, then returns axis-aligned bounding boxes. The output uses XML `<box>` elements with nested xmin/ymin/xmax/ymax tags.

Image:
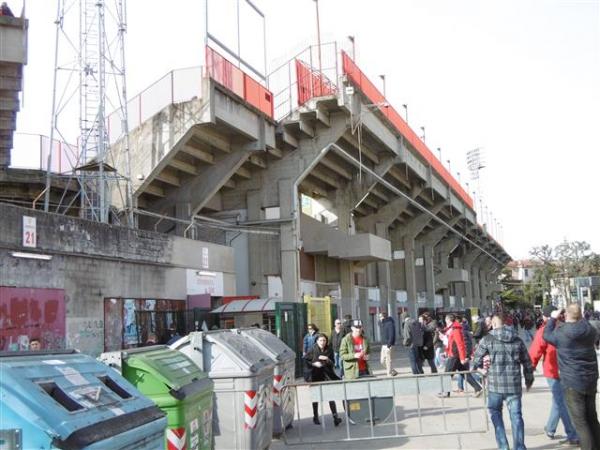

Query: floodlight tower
<box><xmin>44</xmin><ymin>0</ymin><xmax>133</xmax><ymax>225</ymax></box>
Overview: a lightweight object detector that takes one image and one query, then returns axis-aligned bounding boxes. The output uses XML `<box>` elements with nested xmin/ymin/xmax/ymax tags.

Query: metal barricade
<box><xmin>282</xmin><ymin>370</ymin><xmax>488</xmax><ymax>445</ymax></box>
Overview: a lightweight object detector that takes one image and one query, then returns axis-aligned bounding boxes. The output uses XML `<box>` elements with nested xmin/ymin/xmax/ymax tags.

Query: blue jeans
<box><xmin>408</xmin><ymin>347</ymin><xmax>424</xmax><ymax>374</ymax></box>
<box><xmin>546</xmin><ymin>378</ymin><xmax>578</xmax><ymax>440</ymax></box>
<box><xmin>334</xmin><ymin>351</ymin><xmax>343</xmax><ymax>378</ymax></box>
<box><xmin>488</xmin><ymin>392</ymin><xmax>526</xmax><ymax>450</ymax></box>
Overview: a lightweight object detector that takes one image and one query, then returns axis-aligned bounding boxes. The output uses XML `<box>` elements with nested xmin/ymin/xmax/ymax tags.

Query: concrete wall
<box><xmin>0</xmin><ymin>203</ymin><xmax>235</xmax><ymax>356</ymax></box>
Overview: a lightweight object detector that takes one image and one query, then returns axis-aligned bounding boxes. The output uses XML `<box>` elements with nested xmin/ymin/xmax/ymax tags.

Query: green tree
<box><xmin>554</xmin><ymin>240</ymin><xmax>593</xmax><ymax>302</ymax></box>
<box><xmin>529</xmin><ymin>245</ymin><xmax>556</xmax><ymax>302</ymax></box>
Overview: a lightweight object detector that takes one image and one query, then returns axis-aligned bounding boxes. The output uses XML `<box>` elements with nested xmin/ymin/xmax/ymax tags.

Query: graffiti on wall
<box><xmin>66</xmin><ymin>318</ymin><xmax>104</xmax><ymax>356</ymax></box>
<box><xmin>0</xmin><ymin>287</ymin><xmax>66</xmax><ymax>351</ymax></box>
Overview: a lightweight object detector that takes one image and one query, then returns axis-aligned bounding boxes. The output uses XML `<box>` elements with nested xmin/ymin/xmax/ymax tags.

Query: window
<box><xmin>524</xmin><ymin>269</ymin><xmax>529</xmax><ymax>277</ymax></box>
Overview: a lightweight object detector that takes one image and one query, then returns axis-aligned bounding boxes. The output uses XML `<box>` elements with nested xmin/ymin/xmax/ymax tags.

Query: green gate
<box><xmin>275</xmin><ymin>302</ymin><xmax>307</xmax><ymax>378</ymax></box>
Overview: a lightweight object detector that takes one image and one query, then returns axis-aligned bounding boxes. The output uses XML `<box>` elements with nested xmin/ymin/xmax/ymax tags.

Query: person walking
<box><xmin>303</xmin><ymin>323</ymin><xmax>319</xmax><ymax>356</ymax></box>
<box><xmin>529</xmin><ymin>305</ymin><xmax>579</xmax><ymax>445</ymax></box>
<box><xmin>340</xmin><ymin>320</ymin><xmax>371</xmax><ymax>379</ymax></box>
<box><xmin>544</xmin><ymin>304</ymin><xmax>600</xmax><ymax>450</ymax></box>
<box><xmin>403</xmin><ymin>315</ymin><xmax>424</xmax><ymax>374</ymax></box>
<box><xmin>420</xmin><ymin>313</ymin><xmax>437</xmax><ymax>373</ymax></box>
<box><xmin>340</xmin><ymin>320</ymin><xmax>371</xmax><ymax>425</ymax></box>
<box><xmin>379</xmin><ymin>311</ymin><xmax>398</xmax><ymax>376</ymax></box>
<box><xmin>305</xmin><ymin>333</ymin><xmax>343</xmax><ymax>426</ymax></box>
<box><xmin>473</xmin><ymin>315</ymin><xmax>534</xmax><ymax>450</ymax></box>
<box><xmin>472</xmin><ymin>314</ymin><xmax>488</xmax><ymax>345</ymax></box>
<box><xmin>331</xmin><ymin>319</ymin><xmax>345</xmax><ymax>378</ymax></box>
<box><xmin>440</xmin><ymin>314</ymin><xmax>482</xmax><ymax>397</ymax></box>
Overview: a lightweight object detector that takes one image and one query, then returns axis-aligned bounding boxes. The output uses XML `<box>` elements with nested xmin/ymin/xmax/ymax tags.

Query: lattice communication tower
<box><xmin>43</xmin><ymin>0</ymin><xmax>133</xmax><ymax>225</ymax></box>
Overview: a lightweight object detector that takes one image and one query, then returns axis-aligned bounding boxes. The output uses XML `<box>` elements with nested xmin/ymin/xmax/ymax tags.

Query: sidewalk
<box><xmin>272</xmin><ymin>344</ymin><xmax>564</xmax><ymax>449</ymax></box>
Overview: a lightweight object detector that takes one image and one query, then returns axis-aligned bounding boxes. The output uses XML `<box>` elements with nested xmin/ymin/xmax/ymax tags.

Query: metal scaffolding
<box><xmin>44</xmin><ymin>0</ymin><xmax>133</xmax><ymax>225</ymax></box>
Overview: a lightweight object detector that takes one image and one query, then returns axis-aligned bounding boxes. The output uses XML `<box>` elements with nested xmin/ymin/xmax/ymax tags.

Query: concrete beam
<box><xmin>169</xmin><ymin>158</ymin><xmax>198</xmax><ymax>175</ymax></box>
<box><xmin>182</xmin><ymin>145</ymin><xmax>215</xmax><ymax>164</ymax></box>
<box><xmin>319</xmin><ymin>157</ymin><xmax>353</xmax><ymax>180</ymax></box>
<box><xmin>400</xmin><ymin>200</ymin><xmax>447</xmax><ymax>240</ymax></box>
<box><xmin>422</xmin><ymin>215</ymin><xmax>461</xmax><ymax>246</ymax></box>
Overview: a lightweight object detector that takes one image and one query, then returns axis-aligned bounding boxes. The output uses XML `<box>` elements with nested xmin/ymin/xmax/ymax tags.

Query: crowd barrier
<box><xmin>282</xmin><ymin>370</ymin><xmax>488</xmax><ymax>445</ymax></box>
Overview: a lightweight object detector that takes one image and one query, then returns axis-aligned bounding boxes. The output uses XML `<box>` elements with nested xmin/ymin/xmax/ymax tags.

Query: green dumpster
<box><xmin>100</xmin><ymin>345</ymin><xmax>213</xmax><ymax>450</ymax></box>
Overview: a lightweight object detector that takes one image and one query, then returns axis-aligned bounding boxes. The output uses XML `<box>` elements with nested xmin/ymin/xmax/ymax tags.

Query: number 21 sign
<box><xmin>23</xmin><ymin>216</ymin><xmax>37</xmax><ymax>248</ymax></box>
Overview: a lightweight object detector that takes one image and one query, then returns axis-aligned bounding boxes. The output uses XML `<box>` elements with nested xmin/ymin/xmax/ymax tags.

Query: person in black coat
<box><xmin>304</xmin><ymin>333</ymin><xmax>343</xmax><ymax>426</ymax></box>
<box><xmin>544</xmin><ymin>304</ymin><xmax>600</xmax><ymax>449</ymax></box>
<box><xmin>379</xmin><ymin>311</ymin><xmax>398</xmax><ymax>376</ymax></box>
<box><xmin>420</xmin><ymin>313</ymin><xmax>438</xmax><ymax>373</ymax></box>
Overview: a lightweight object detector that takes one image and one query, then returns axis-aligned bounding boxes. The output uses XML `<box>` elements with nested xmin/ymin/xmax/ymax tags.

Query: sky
<box><xmin>9</xmin><ymin>0</ymin><xmax>600</xmax><ymax>260</ymax></box>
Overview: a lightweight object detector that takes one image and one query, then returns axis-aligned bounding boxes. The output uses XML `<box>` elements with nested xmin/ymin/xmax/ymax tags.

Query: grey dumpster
<box><xmin>170</xmin><ymin>331</ymin><xmax>275</xmax><ymax>450</ymax></box>
<box><xmin>233</xmin><ymin>328</ymin><xmax>295</xmax><ymax>435</ymax></box>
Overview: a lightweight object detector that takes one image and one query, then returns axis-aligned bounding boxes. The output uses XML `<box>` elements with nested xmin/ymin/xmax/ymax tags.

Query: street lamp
<box><xmin>420</xmin><ymin>126</ymin><xmax>426</xmax><ymax>142</ymax></box>
<box><xmin>436</xmin><ymin>147</ymin><xmax>442</xmax><ymax>161</ymax></box>
<box><xmin>402</xmin><ymin>104</ymin><xmax>408</xmax><ymax>123</ymax></box>
<box><xmin>447</xmin><ymin>159</ymin><xmax>451</xmax><ymax>173</ymax></box>
<box><xmin>347</xmin><ymin>35</ymin><xmax>355</xmax><ymax>60</ymax></box>
<box><xmin>379</xmin><ymin>74</ymin><xmax>386</xmax><ymax>98</ymax></box>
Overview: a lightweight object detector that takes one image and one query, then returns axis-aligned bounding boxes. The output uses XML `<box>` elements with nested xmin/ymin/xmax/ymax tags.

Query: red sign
<box><xmin>0</xmin><ymin>287</ymin><xmax>66</xmax><ymax>351</ymax></box>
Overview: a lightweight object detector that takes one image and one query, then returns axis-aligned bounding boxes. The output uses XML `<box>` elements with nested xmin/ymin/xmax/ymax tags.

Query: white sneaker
<box><xmin>347</xmin><ymin>417</ymin><xmax>356</xmax><ymax>425</ymax></box>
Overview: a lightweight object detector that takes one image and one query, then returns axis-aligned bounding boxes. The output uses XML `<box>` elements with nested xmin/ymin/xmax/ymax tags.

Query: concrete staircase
<box><xmin>0</xmin><ymin>15</ymin><xmax>27</xmax><ymax>169</ymax></box>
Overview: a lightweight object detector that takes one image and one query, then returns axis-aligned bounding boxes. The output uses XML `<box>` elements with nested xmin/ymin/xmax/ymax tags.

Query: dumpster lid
<box><xmin>0</xmin><ymin>352</ymin><xmax>164</xmax><ymax>445</ymax></box>
<box><xmin>173</xmin><ymin>331</ymin><xmax>274</xmax><ymax>377</ymax></box>
<box><xmin>233</xmin><ymin>328</ymin><xmax>295</xmax><ymax>362</ymax></box>
<box><xmin>123</xmin><ymin>346</ymin><xmax>207</xmax><ymax>393</ymax></box>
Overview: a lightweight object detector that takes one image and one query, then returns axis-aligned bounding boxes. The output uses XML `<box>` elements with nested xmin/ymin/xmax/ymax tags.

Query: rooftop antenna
<box><xmin>43</xmin><ymin>0</ymin><xmax>133</xmax><ymax>225</ymax></box>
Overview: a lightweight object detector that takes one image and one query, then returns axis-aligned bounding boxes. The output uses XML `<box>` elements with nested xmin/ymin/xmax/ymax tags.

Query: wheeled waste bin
<box><xmin>233</xmin><ymin>328</ymin><xmax>295</xmax><ymax>435</ymax></box>
<box><xmin>99</xmin><ymin>345</ymin><xmax>213</xmax><ymax>450</ymax></box>
<box><xmin>170</xmin><ymin>331</ymin><xmax>276</xmax><ymax>450</ymax></box>
<box><xmin>0</xmin><ymin>350</ymin><xmax>166</xmax><ymax>449</ymax></box>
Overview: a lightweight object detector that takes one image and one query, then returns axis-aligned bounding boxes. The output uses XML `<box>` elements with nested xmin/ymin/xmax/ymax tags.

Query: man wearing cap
<box><xmin>340</xmin><ymin>319</ymin><xmax>371</xmax><ymax>380</ymax></box>
<box><xmin>529</xmin><ymin>305</ymin><xmax>578</xmax><ymax>445</ymax></box>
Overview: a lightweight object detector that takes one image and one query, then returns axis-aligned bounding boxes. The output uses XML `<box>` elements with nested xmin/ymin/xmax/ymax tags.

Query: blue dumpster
<box><xmin>0</xmin><ymin>350</ymin><xmax>167</xmax><ymax>449</ymax></box>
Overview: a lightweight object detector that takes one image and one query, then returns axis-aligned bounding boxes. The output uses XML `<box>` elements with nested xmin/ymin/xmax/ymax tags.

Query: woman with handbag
<box><xmin>305</xmin><ymin>333</ymin><xmax>343</xmax><ymax>426</ymax></box>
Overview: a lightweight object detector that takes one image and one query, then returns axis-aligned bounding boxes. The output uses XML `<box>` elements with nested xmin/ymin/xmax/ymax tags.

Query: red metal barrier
<box><xmin>206</xmin><ymin>46</ymin><xmax>273</xmax><ymax>118</ymax></box>
<box><xmin>295</xmin><ymin>59</ymin><xmax>337</xmax><ymax>106</ymax></box>
<box><xmin>341</xmin><ymin>51</ymin><xmax>473</xmax><ymax>209</ymax></box>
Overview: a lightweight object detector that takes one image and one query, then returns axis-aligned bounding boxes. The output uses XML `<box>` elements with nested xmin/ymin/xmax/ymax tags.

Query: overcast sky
<box><xmin>10</xmin><ymin>0</ymin><xmax>600</xmax><ymax>259</ymax></box>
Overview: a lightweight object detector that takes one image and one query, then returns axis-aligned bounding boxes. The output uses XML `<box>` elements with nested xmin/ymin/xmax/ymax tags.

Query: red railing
<box><xmin>205</xmin><ymin>46</ymin><xmax>274</xmax><ymax>119</ymax></box>
<box><xmin>341</xmin><ymin>51</ymin><xmax>473</xmax><ymax>209</ymax></box>
<box><xmin>295</xmin><ymin>59</ymin><xmax>337</xmax><ymax>106</ymax></box>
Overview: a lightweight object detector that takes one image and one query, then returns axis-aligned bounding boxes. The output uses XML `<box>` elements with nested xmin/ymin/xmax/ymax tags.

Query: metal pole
<box><xmin>118</xmin><ymin>0</ymin><xmax>134</xmax><ymax>227</ymax></box>
<box><xmin>314</xmin><ymin>0</ymin><xmax>322</xmax><ymax>76</ymax></box>
<box><xmin>236</xmin><ymin>0</ymin><xmax>241</xmax><ymax>68</ymax></box>
<box><xmin>44</xmin><ymin>0</ymin><xmax>63</xmax><ymax>212</ymax></box>
<box><xmin>97</xmin><ymin>0</ymin><xmax>107</xmax><ymax>222</ymax></box>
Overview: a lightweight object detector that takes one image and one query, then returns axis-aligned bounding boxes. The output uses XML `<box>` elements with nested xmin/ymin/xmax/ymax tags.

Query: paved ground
<box><xmin>271</xmin><ymin>335</ymin><xmax>575</xmax><ymax>450</ymax></box>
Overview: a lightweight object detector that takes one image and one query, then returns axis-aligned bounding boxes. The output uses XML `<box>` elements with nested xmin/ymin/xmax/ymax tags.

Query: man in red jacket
<box><xmin>438</xmin><ymin>314</ymin><xmax>482</xmax><ymax>397</ymax></box>
<box><xmin>529</xmin><ymin>305</ymin><xmax>579</xmax><ymax>445</ymax></box>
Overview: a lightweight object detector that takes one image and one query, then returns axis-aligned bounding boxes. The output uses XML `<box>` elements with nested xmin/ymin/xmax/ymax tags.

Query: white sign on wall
<box><xmin>393</xmin><ymin>250</ymin><xmax>405</xmax><ymax>260</ymax></box>
<box><xmin>22</xmin><ymin>216</ymin><xmax>37</xmax><ymax>248</ymax></box>
<box><xmin>186</xmin><ymin>269</ymin><xmax>224</xmax><ymax>296</ymax></box>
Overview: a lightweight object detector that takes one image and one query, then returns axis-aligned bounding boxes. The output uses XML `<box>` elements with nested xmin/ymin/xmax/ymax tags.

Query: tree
<box><xmin>529</xmin><ymin>245</ymin><xmax>556</xmax><ymax>303</ymax></box>
<box><xmin>553</xmin><ymin>240</ymin><xmax>593</xmax><ymax>303</ymax></box>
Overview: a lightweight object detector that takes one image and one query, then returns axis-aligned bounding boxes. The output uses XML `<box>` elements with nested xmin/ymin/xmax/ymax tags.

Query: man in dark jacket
<box><xmin>544</xmin><ymin>304</ymin><xmax>600</xmax><ymax>450</ymax></box>
<box><xmin>330</xmin><ymin>319</ymin><xmax>345</xmax><ymax>377</ymax></box>
<box><xmin>403</xmin><ymin>315</ymin><xmax>424</xmax><ymax>374</ymax></box>
<box><xmin>379</xmin><ymin>311</ymin><xmax>398</xmax><ymax>376</ymax></box>
<box><xmin>473</xmin><ymin>315</ymin><xmax>534</xmax><ymax>450</ymax></box>
<box><xmin>420</xmin><ymin>313</ymin><xmax>437</xmax><ymax>373</ymax></box>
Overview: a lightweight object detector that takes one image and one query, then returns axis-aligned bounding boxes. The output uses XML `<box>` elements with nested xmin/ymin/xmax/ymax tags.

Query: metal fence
<box><xmin>107</xmin><ymin>66</ymin><xmax>204</xmax><ymax>144</ymax></box>
<box><xmin>267</xmin><ymin>42</ymin><xmax>339</xmax><ymax>120</ymax></box>
<box><xmin>282</xmin><ymin>371</ymin><xmax>488</xmax><ymax>445</ymax></box>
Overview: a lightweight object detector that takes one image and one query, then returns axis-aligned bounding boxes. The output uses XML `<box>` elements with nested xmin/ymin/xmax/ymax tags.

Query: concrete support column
<box><xmin>403</xmin><ymin>236</ymin><xmax>418</xmax><ymax>317</ymax></box>
<box><xmin>462</xmin><ymin>248</ymin><xmax>483</xmax><ymax>307</ymax></box>
<box><xmin>375</xmin><ymin>222</ymin><xmax>393</xmax><ymax>315</ymax></box>
<box><xmin>423</xmin><ymin>244</ymin><xmax>436</xmax><ymax>307</ymax></box>
<box><xmin>279</xmin><ymin>180</ymin><xmax>299</xmax><ymax>302</ymax></box>
<box><xmin>175</xmin><ymin>202</ymin><xmax>190</xmax><ymax>236</ymax></box>
<box><xmin>339</xmin><ymin>260</ymin><xmax>355</xmax><ymax>319</ymax></box>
